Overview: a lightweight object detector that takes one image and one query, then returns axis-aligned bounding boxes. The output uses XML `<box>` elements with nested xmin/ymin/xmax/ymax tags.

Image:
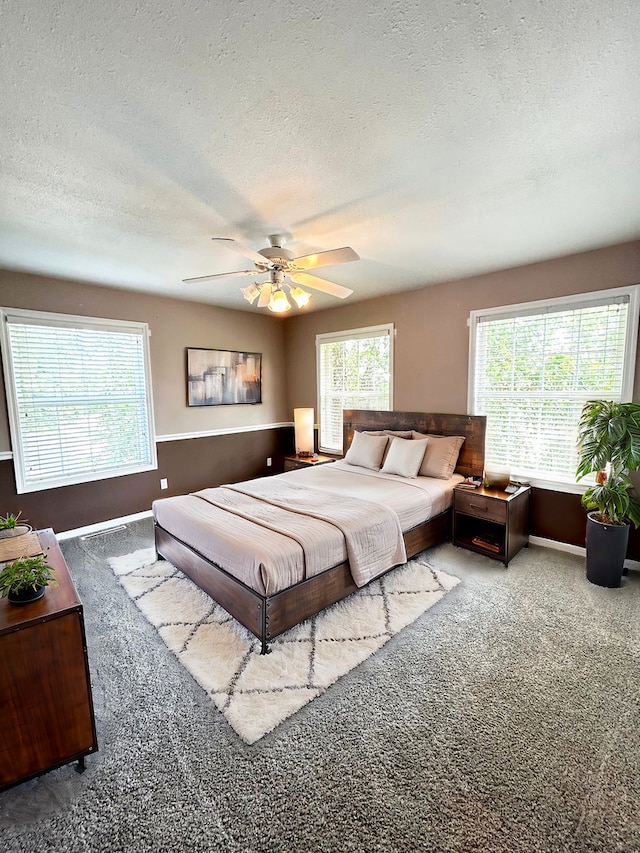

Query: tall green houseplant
<box><xmin>576</xmin><ymin>400</ymin><xmax>640</xmax><ymax>525</ymax></box>
<box><xmin>576</xmin><ymin>400</ymin><xmax>640</xmax><ymax>587</ymax></box>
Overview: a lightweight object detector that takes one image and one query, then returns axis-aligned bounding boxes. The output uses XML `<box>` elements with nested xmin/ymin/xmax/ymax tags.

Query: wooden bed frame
<box><xmin>154</xmin><ymin>410</ymin><xmax>486</xmax><ymax>653</ymax></box>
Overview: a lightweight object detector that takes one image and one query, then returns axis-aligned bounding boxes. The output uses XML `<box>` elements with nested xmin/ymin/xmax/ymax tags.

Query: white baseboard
<box><xmin>529</xmin><ymin>534</ymin><xmax>639</xmax><ymax>572</ymax></box>
<box><xmin>56</xmin><ymin>510</ymin><xmax>153</xmax><ymax>541</ymax></box>
<box><xmin>528</xmin><ymin>535</ymin><xmax>585</xmax><ymax>557</ymax></box>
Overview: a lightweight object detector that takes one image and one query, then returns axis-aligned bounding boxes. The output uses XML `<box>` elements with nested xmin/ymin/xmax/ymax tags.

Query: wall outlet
<box><xmin>266</xmin><ymin>457</ymin><xmax>272</xmax><ymax>467</ymax></box>
<box><xmin>160</xmin><ymin>478</ymin><xmax>168</xmax><ymax>489</ymax></box>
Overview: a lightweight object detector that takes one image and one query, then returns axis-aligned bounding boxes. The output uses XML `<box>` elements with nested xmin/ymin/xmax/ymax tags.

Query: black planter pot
<box><xmin>585</xmin><ymin>512</ymin><xmax>629</xmax><ymax>588</ymax></box>
<box><xmin>7</xmin><ymin>585</ymin><xmax>46</xmax><ymax>605</ymax></box>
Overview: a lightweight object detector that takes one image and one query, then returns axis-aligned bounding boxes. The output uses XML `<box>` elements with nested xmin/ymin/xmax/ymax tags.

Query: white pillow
<box><xmin>380</xmin><ymin>437</ymin><xmax>429</xmax><ymax>478</ymax></box>
<box><xmin>363</xmin><ymin>429</ymin><xmax>413</xmax><ymax>463</ymax></box>
<box><xmin>344</xmin><ymin>431</ymin><xmax>388</xmax><ymax>470</ymax></box>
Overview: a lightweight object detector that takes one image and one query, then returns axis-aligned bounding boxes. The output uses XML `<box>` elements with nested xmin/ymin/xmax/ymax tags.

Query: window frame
<box><xmin>316</xmin><ymin>323</ymin><xmax>394</xmax><ymax>454</ymax></box>
<box><xmin>0</xmin><ymin>307</ymin><xmax>157</xmax><ymax>494</ymax></box>
<box><xmin>467</xmin><ymin>285</ymin><xmax>640</xmax><ymax>493</ymax></box>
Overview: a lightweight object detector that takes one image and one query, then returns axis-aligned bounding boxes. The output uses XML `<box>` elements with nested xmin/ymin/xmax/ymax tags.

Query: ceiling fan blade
<box><xmin>183</xmin><ymin>270</ymin><xmax>258</xmax><ymax>284</ymax></box>
<box><xmin>212</xmin><ymin>237</ymin><xmax>272</xmax><ymax>267</ymax></box>
<box><xmin>258</xmin><ymin>285</ymin><xmax>271</xmax><ymax>307</ymax></box>
<box><xmin>291</xmin><ymin>246</ymin><xmax>359</xmax><ymax>271</ymax></box>
<box><xmin>290</xmin><ymin>272</ymin><xmax>353</xmax><ymax>299</ymax></box>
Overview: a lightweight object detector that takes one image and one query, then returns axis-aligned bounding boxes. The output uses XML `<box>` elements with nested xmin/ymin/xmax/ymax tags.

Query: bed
<box><xmin>153</xmin><ymin>410</ymin><xmax>486</xmax><ymax>653</ymax></box>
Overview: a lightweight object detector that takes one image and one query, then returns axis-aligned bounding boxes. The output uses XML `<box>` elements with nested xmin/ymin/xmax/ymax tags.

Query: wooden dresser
<box><xmin>0</xmin><ymin>528</ymin><xmax>98</xmax><ymax>790</ymax></box>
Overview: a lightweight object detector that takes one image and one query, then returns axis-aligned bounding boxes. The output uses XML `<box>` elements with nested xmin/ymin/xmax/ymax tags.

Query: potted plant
<box><xmin>576</xmin><ymin>400</ymin><xmax>640</xmax><ymax>587</ymax></box>
<box><xmin>0</xmin><ymin>554</ymin><xmax>56</xmax><ymax>604</ymax></box>
<box><xmin>0</xmin><ymin>511</ymin><xmax>32</xmax><ymax>539</ymax></box>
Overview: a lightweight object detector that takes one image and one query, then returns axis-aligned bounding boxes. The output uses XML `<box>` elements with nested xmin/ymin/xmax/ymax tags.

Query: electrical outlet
<box><xmin>266</xmin><ymin>457</ymin><xmax>272</xmax><ymax>467</ymax></box>
<box><xmin>160</xmin><ymin>478</ymin><xmax>168</xmax><ymax>489</ymax></box>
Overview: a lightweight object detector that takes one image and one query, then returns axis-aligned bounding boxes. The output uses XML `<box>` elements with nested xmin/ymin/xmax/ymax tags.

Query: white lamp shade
<box><xmin>290</xmin><ymin>286</ymin><xmax>311</xmax><ymax>308</ymax></box>
<box><xmin>294</xmin><ymin>408</ymin><xmax>315</xmax><ymax>457</ymax></box>
<box><xmin>268</xmin><ymin>288</ymin><xmax>291</xmax><ymax>313</ymax></box>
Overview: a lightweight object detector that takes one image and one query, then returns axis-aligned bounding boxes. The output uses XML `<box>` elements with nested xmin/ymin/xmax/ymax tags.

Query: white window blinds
<box><xmin>469</xmin><ymin>287</ymin><xmax>639</xmax><ymax>486</ymax></box>
<box><xmin>316</xmin><ymin>324</ymin><xmax>393</xmax><ymax>453</ymax></box>
<box><xmin>1</xmin><ymin>308</ymin><xmax>157</xmax><ymax>493</ymax></box>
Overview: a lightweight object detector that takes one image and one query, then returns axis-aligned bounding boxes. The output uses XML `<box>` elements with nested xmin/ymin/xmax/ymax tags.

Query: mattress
<box><xmin>152</xmin><ymin>461</ymin><xmax>462</xmax><ymax>596</ymax></box>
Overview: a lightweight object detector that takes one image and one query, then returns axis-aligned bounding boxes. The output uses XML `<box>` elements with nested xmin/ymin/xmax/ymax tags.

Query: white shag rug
<box><xmin>108</xmin><ymin>548</ymin><xmax>460</xmax><ymax>744</ymax></box>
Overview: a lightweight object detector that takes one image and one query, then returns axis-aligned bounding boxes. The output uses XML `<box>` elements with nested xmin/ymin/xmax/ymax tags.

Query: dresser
<box><xmin>0</xmin><ymin>528</ymin><xmax>98</xmax><ymax>790</ymax></box>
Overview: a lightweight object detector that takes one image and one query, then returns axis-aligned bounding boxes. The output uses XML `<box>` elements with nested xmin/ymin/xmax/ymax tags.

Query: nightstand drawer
<box><xmin>455</xmin><ymin>490</ymin><xmax>507</xmax><ymax>523</ymax></box>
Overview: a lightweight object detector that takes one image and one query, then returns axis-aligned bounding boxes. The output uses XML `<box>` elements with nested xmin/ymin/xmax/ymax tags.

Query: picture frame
<box><xmin>186</xmin><ymin>348</ymin><xmax>262</xmax><ymax>406</ymax></box>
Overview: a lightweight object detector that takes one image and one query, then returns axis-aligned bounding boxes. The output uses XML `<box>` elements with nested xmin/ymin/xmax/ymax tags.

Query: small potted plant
<box><xmin>0</xmin><ymin>511</ymin><xmax>32</xmax><ymax>539</ymax></box>
<box><xmin>576</xmin><ymin>400</ymin><xmax>640</xmax><ymax>587</ymax></box>
<box><xmin>0</xmin><ymin>554</ymin><xmax>56</xmax><ymax>604</ymax></box>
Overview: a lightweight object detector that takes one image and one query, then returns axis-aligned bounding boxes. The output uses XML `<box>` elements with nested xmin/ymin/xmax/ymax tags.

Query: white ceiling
<box><xmin>2</xmin><ymin>1</ymin><xmax>639</xmax><ymax>314</ymax></box>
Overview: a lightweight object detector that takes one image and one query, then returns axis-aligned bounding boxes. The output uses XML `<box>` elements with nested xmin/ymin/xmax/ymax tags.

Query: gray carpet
<box><xmin>1</xmin><ymin>518</ymin><xmax>639</xmax><ymax>853</ymax></box>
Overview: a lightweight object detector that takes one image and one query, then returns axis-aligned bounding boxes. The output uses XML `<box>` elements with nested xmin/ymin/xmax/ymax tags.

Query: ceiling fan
<box><xmin>183</xmin><ymin>234</ymin><xmax>359</xmax><ymax>313</ymax></box>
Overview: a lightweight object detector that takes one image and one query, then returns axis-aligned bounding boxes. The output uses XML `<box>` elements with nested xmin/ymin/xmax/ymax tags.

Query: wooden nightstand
<box><xmin>452</xmin><ymin>485</ymin><xmax>530</xmax><ymax>566</ymax></box>
<box><xmin>284</xmin><ymin>454</ymin><xmax>336</xmax><ymax>472</ymax></box>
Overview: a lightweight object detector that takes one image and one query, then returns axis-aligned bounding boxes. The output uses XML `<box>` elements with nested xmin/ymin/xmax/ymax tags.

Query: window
<box><xmin>469</xmin><ymin>286</ymin><xmax>640</xmax><ymax>489</ymax></box>
<box><xmin>1</xmin><ymin>308</ymin><xmax>157</xmax><ymax>493</ymax></box>
<box><xmin>316</xmin><ymin>324</ymin><xmax>393</xmax><ymax>453</ymax></box>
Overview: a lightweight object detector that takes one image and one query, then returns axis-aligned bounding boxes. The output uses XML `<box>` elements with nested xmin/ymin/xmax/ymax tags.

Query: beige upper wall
<box><xmin>284</xmin><ymin>241</ymin><xmax>640</xmax><ymax>417</ymax></box>
<box><xmin>1</xmin><ymin>240</ymin><xmax>639</xmax><ymax>455</ymax></box>
<box><xmin>0</xmin><ymin>269</ymin><xmax>288</xmax><ymax>452</ymax></box>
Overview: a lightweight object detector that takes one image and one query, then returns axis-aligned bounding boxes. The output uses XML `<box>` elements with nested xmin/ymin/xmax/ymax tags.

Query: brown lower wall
<box><xmin>530</xmin><ymin>488</ymin><xmax>586</xmax><ymax>548</ymax></box>
<box><xmin>0</xmin><ymin>428</ymin><xmax>293</xmax><ymax>534</ymax></box>
<box><xmin>2</xmin><ymin>432</ymin><xmax>639</xmax><ymax>558</ymax></box>
<box><xmin>530</xmin><ymin>487</ymin><xmax>640</xmax><ymax>558</ymax></box>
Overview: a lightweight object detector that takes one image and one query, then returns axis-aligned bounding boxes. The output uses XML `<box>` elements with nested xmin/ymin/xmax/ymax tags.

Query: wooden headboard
<box><xmin>342</xmin><ymin>410</ymin><xmax>486</xmax><ymax>479</ymax></box>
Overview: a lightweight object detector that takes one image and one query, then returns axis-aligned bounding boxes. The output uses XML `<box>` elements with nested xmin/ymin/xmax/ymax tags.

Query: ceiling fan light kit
<box><xmin>184</xmin><ymin>234</ymin><xmax>359</xmax><ymax>311</ymax></box>
<box><xmin>241</xmin><ymin>280</ymin><xmax>311</xmax><ymax>312</ymax></box>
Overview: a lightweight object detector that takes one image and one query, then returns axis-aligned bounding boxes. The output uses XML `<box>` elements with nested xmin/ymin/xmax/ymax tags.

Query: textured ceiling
<box><xmin>2</xmin><ymin>0</ymin><xmax>639</xmax><ymax>313</ymax></box>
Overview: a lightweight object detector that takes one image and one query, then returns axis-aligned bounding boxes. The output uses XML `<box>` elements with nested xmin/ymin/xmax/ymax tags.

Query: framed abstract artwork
<box><xmin>186</xmin><ymin>348</ymin><xmax>262</xmax><ymax>406</ymax></box>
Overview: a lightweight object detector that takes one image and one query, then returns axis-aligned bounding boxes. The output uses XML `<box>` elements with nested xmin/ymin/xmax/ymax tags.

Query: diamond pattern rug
<box><xmin>108</xmin><ymin>548</ymin><xmax>460</xmax><ymax>744</ymax></box>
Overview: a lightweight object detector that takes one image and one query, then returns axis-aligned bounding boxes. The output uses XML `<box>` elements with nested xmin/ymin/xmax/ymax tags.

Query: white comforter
<box><xmin>284</xmin><ymin>460</ymin><xmax>461</xmax><ymax>528</ymax></box>
<box><xmin>152</xmin><ymin>461</ymin><xmax>461</xmax><ymax>596</ymax></box>
<box><xmin>203</xmin><ymin>478</ymin><xmax>405</xmax><ymax>587</ymax></box>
